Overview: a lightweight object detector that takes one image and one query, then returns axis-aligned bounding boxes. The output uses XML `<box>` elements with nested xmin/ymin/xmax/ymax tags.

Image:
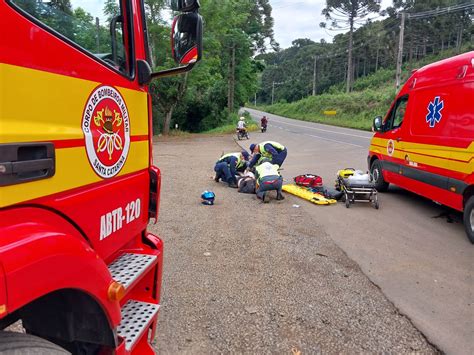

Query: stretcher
<box><xmin>282</xmin><ymin>184</ymin><xmax>337</xmax><ymax>205</ymax></box>
<box><xmin>335</xmin><ymin>174</ymin><xmax>379</xmax><ymax>209</ymax></box>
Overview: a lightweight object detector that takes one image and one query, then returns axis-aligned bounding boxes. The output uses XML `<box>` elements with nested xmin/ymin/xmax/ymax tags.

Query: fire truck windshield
<box><xmin>10</xmin><ymin>0</ymin><xmax>132</xmax><ymax>75</ymax></box>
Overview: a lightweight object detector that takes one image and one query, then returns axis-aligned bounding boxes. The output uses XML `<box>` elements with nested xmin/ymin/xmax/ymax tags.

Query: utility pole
<box><xmin>227</xmin><ymin>44</ymin><xmax>235</xmax><ymax>112</ymax></box>
<box><xmin>395</xmin><ymin>12</ymin><xmax>406</xmax><ymax>92</ymax></box>
<box><xmin>312</xmin><ymin>56</ymin><xmax>317</xmax><ymax>96</ymax></box>
<box><xmin>271</xmin><ymin>81</ymin><xmax>283</xmax><ymax>105</ymax></box>
<box><xmin>96</xmin><ymin>17</ymin><xmax>100</xmax><ymax>51</ymax></box>
<box><xmin>271</xmin><ymin>81</ymin><xmax>275</xmax><ymax>105</ymax></box>
<box><xmin>254</xmin><ymin>93</ymin><xmax>257</xmax><ymax>106</ymax></box>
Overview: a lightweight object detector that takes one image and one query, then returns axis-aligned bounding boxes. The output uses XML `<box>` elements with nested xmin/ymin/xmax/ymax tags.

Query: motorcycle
<box><xmin>237</xmin><ymin>128</ymin><xmax>249</xmax><ymax>140</ymax></box>
<box><xmin>261</xmin><ymin>123</ymin><xmax>267</xmax><ymax>133</ymax></box>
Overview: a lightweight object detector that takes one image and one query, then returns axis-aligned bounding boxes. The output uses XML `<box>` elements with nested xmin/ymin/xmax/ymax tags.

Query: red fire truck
<box><xmin>0</xmin><ymin>0</ymin><xmax>202</xmax><ymax>353</ymax></box>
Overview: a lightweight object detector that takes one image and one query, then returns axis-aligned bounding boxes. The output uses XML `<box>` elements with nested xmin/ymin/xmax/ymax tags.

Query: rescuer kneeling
<box><xmin>214</xmin><ymin>151</ymin><xmax>250</xmax><ymax>188</ymax></box>
<box><xmin>255</xmin><ymin>159</ymin><xmax>284</xmax><ymax>203</ymax></box>
<box><xmin>249</xmin><ymin>141</ymin><xmax>287</xmax><ymax>168</ymax></box>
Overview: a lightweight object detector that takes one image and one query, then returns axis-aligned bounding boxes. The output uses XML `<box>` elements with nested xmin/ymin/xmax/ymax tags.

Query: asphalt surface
<box><xmin>150</xmin><ymin>135</ymin><xmax>435</xmax><ymax>354</ymax></box>
<box><xmin>244</xmin><ymin>107</ymin><xmax>474</xmax><ymax>355</ymax></box>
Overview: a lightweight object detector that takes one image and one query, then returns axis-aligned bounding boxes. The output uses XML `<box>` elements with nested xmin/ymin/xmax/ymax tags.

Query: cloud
<box><xmin>270</xmin><ymin>0</ymin><xmax>393</xmax><ymax>49</ymax></box>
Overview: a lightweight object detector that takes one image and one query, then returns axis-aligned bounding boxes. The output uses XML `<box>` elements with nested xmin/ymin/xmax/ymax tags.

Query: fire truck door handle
<box><xmin>12</xmin><ymin>158</ymin><xmax>54</xmax><ymax>174</ymax></box>
<box><xmin>0</xmin><ymin>143</ymin><xmax>55</xmax><ymax>186</ymax></box>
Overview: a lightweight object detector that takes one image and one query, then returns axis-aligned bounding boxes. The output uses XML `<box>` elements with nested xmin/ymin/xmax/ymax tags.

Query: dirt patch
<box><xmin>150</xmin><ymin>134</ymin><xmax>436</xmax><ymax>354</ymax></box>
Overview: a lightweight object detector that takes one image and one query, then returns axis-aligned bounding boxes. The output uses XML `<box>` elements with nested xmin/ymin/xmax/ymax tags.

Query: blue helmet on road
<box><xmin>201</xmin><ymin>191</ymin><xmax>215</xmax><ymax>205</ymax></box>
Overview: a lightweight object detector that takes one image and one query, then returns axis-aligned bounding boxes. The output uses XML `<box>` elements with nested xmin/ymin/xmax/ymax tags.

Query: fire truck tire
<box><xmin>463</xmin><ymin>196</ymin><xmax>474</xmax><ymax>244</ymax></box>
<box><xmin>371</xmin><ymin>160</ymin><xmax>389</xmax><ymax>192</ymax></box>
<box><xmin>0</xmin><ymin>332</ymin><xmax>70</xmax><ymax>354</ymax></box>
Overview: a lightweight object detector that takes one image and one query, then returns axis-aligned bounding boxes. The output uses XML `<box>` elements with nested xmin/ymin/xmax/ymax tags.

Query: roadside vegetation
<box><xmin>145</xmin><ymin>0</ymin><xmax>472</xmax><ymax>134</ymax></box>
<box><xmin>204</xmin><ymin>113</ymin><xmax>258</xmax><ymax>134</ymax></box>
<box><xmin>249</xmin><ymin>0</ymin><xmax>472</xmax><ymax>131</ymax></box>
<box><xmin>251</xmin><ymin>45</ymin><xmax>473</xmax><ymax>131</ymax></box>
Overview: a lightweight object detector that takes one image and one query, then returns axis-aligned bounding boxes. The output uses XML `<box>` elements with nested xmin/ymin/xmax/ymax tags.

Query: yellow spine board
<box><xmin>282</xmin><ymin>184</ymin><xmax>337</xmax><ymax>205</ymax></box>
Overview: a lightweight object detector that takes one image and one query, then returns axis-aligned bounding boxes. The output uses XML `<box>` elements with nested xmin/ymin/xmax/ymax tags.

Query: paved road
<box><xmin>152</xmin><ymin>135</ymin><xmax>435</xmax><ymax>353</ymax></box>
<box><xmin>244</xmin><ymin>107</ymin><xmax>474</xmax><ymax>355</ymax></box>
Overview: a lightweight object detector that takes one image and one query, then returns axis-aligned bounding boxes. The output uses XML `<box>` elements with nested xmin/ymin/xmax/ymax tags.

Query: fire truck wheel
<box><xmin>0</xmin><ymin>332</ymin><xmax>69</xmax><ymax>354</ymax></box>
<box><xmin>371</xmin><ymin>160</ymin><xmax>389</xmax><ymax>192</ymax></box>
<box><xmin>463</xmin><ymin>196</ymin><xmax>474</xmax><ymax>244</ymax></box>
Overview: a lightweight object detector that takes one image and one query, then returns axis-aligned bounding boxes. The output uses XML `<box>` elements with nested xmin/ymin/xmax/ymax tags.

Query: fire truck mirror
<box><xmin>373</xmin><ymin>116</ymin><xmax>383</xmax><ymax>132</ymax></box>
<box><xmin>169</xmin><ymin>0</ymin><xmax>200</xmax><ymax>12</ymax></box>
<box><xmin>172</xmin><ymin>13</ymin><xmax>203</xmax><ymax>65</ymax></box>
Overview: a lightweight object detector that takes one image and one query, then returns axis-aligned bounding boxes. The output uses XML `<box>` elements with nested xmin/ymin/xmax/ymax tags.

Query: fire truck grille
<box><xmin>108</xmin><ymin>253</ymin><xmax>157</xmax><ymax>290</ymax></box>
<box><xmin>117</xmin><ymin>300</ymin><xmax>160</xmax><ymax>351</ymax></box>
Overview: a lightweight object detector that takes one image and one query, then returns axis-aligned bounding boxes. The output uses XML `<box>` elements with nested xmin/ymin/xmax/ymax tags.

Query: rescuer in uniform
<box><xmin>255</xmin><ymin>159</ymin><xmax>284</xmax><ymax>202</ymax></box>
<box><xmin>249</xmin><ymin>141</ymin><xmax>287</xmax><ymax>168</ymax></box>
<box><xmin>214</xmin><ymin>151</ymin><xmax>250</xmax><ymax>188</ymax></box>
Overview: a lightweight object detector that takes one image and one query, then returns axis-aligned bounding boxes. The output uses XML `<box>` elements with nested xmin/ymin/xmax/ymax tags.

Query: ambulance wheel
<box><xmin>0</xmin><ymin>332</ymin><xmax>69</xmax><ymax>354</ymax></box>
<box><xmin>371</xmin><ymin>160</ymin><xmax>389</xmax><ymax>192</ymax></box>
<box><xmin>463</xmin><ymin>196</ymin><xmax>474</xmax><ymax>244</ymax></box>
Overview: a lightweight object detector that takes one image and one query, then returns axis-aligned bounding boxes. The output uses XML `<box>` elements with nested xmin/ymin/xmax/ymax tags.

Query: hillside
<box><xmin>252</xmin><ymin>47</ymin><xmax>473</xmax><ymax>131</ymax></box>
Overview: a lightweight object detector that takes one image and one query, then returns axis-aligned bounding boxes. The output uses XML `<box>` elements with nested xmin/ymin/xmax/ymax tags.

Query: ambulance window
<box><xmin>387</xmin><ymin>95</ymin><xmax>408</xmax><ymax>130</ymax></box>
<box><xmin>10</xmin><ymin>0</ymin><xmax>132</xmax><ymax>76</ymax></box>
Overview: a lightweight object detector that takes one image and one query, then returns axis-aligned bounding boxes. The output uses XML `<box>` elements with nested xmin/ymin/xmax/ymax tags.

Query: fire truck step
<box><xmin>117</xmin><ymin>300</ymin><xmax>160</xmax><ymax>351</ymax></box>
<box><xmin>108</xmin><ymin>253</ymin><xmax>157</xmax><ymax>290</ymax></box>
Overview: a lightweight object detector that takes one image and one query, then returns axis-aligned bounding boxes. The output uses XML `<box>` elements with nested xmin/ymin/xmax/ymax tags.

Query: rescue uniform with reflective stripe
<box><xmin>215</xmin><ymin>153</ymin><xmax>245</xmax><ymax>184</ymax></box>
<box><xmin>218</xmin><ymin>153</ymin><xmax>246</xmax><ymax>170</ymax></box>
<box><xmin>255</xmin><ymin>162</ymin><xmax>283</xmax><ymax>199</ymax></box>
<box><xmin>249</xmin><ymin>141</ymin><xmax>287</xmax><ymax>168</ymax></box>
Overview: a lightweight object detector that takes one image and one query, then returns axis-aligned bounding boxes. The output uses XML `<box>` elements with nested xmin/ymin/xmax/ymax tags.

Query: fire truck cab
<box><xmin>0</xmin><ymin>0</ymin><xmax>202</xmax><ymax>353</ymax></box>
<box><xmin>369</xmin><ymin>51</ymin><xmax>474</xmax><ymax>244</ymax></box>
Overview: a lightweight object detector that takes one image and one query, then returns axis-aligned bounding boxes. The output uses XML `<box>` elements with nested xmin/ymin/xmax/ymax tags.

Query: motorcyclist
<box><xmin>237</xmin><ymin>117</ymin><xmax>246</xmax><ymax>131</ymax></box>
<box><xmin>261</xmin><ymin>116</ymin><xmax>268</xmax><ymax>131</ymax></box>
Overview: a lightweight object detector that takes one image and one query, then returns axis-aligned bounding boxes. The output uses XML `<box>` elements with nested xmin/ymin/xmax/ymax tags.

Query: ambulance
<box><xmin>0</xmin><ymin>0</ymin><xmax>202</xmax><ymax>353</ymax></box>
<box><xmin>369</xmin><ymin>51</ymin><xmax>474</xmax><ymax>243</ymax></box>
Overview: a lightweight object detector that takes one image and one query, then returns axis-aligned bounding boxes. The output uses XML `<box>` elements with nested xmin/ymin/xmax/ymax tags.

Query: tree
<box><xmin>320</xmin><ymin>0</ymin><xmax>381</xmax><ymax>93</ymax></box>
<box><xmin>144</xmin><ymin>0</ymin><xmax>278</xmax><ymax>134</ymax></box>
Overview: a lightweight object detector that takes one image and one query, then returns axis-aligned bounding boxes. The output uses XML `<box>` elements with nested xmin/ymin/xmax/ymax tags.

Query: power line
<box><xmin>406</xmin><ymin>2</ymin><xmax>473</xmax><ymax>20</ymax></box>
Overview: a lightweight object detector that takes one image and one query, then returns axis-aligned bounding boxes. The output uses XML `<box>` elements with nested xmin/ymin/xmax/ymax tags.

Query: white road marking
<box><xmin>267</xmin><ymin>118</ymin><xmax>372</xmax><ymax>139</ymax></box>
<box><xmin>305</xmin><ymin>134</ymin><xmax>364</xmax><ymax>148</ymax></box>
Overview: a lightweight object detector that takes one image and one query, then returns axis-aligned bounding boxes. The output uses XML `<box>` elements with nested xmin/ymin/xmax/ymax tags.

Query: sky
<box><xmin>270</xmin><ymin>0</ymin><xmax>393</xmax><ymax>49</ymax></box>
<box><xmin>71</xmin><ymin>0</ymin><xmax>394</xmax><ymax>50</ymax></box>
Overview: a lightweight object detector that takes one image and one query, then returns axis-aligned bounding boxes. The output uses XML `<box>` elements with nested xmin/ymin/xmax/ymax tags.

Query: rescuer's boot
<box><xmin>228</xmin><ymin>181</ymin><xmax>238</xmax><ymax>188</ymax></box>
<box><xmin>276</xmin><ymin>192</ymin><xmax>285</xmax><ymax>200</ymax></box>
<box><xmin>214</xmin><ymin>173</ymin><xmax>220</xmax><ymax>182</ymax></box>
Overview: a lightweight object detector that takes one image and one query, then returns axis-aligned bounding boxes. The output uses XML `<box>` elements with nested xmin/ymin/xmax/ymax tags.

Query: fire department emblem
<box><xmin>82</xmin><ymin>85</ymin><xmax>130</xmax><ymax>178</ymax></box>
<box><xmin>387</xmin><ymin>139</ymin><xmax>395</xmax><ymax>156</ymax></box>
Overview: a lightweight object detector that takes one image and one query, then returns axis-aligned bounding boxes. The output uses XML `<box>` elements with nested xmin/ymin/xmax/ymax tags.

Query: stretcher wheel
<box><xmin>345</xmin><ymin>194</ymin><xmax>350</xmax><ymax>208</ymax></box>
<box><xmin>373</xmin><ymin>194</ymin><xmax>379</xmax><ymax>209</ymax></box>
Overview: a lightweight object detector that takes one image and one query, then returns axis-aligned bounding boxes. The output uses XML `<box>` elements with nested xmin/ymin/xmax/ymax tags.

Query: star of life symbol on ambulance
<box><xmin>426</xmin><ymin>96</ymin><xmax>444</xmax><ymax>128</ymax></box>
<box><xmin>82</xmin><ymin>85</ymin><xmax>130</xmax><ymax>178</ymax></box>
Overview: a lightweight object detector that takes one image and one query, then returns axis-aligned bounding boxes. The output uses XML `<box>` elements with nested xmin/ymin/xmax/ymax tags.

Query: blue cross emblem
<box><xmin>426</xmin><ymin>96</ymin><xmax>444</xmax><ymax>128</ymax></box>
